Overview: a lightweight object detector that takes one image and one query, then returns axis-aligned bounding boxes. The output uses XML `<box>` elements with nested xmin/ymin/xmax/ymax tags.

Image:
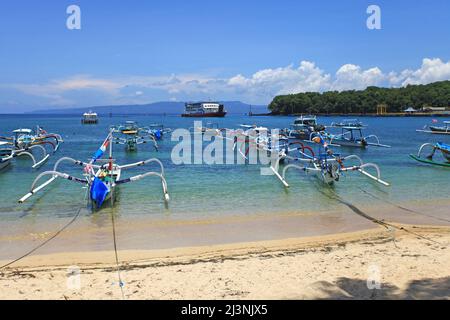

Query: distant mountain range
<box><xmin>28</xmin><ymin>101</ymin><xmax>269</xmax><ymax>115</ymax></box>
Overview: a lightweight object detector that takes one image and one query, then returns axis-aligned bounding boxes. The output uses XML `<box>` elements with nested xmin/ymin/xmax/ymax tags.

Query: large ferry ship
<box><xmin>81</xmin><ymin>111</ymin><xmax>99</xmax><ymax>124</ymax></box>
<box><xmin>182</xmin><ymin>102</ymin><xmax>227</xmax><ymax>117</ymax></box>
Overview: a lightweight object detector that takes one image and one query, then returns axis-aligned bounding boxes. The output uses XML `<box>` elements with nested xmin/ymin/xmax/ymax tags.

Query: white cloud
<box><xmin>392</xmin><ymin>58</ymin><xmax>450</xmax><ymax>86</ymax></box>
<box><xmin>332</xmin><ymin>64</ymin><xmax>385</xmax><ymax>91</ymax></box>
<box><xmin>2</xmin><ymin>58</ymin><xmax>450</xmax><ymax>108</ymax></box>
<box><xmin>228</xmin><ymin>61</ymin><xmax>331</xmax><ymax>98</ymax></box>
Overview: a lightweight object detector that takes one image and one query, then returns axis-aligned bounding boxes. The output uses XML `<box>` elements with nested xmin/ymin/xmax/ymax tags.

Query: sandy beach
<box><xmin>1</xmin><ymin>224</ymin><xmax>449</xmax><ymax>300</ymax></box>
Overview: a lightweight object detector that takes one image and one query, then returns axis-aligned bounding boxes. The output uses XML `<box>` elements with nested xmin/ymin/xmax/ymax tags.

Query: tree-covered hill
<box><xmin>268</xmin><ymin>81</ymin><xmax>450</xmax><ymax>115</ymax></box>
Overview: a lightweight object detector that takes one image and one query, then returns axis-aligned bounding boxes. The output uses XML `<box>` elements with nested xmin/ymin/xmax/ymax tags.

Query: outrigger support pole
<box><xmin>19</xmin><ymin>157</ymin><xmax>94</xmax><ymax>203</ymax></box>
<box><xmin>341</xmin><ymin>163</ymin><xmax>390</xmax><ymax>186</ymax></box>
<box><xmin>53</xmin><ymin>157</ymin><xmax>101</xmax><ymax>171</ymax></box>
<box><xmin>32</xmin><ymin>140</ymin><xmax>56</xmax><ymax>152</ymax></box>
<box><xmin>2</xmin><ymin>150</ymin><xmax>34</xmax><ymax>165</ymax></box>
<box><xmin>269</xmin><ymin>150</ymin><xmax>319</xmax><ymax>188</ymax></box>
<box><xmin>116</xmin><ymin>158</ymin><xmax>168</xmax><ymax>201</ymax></box>
<box><xmin>417</xmin><ymin>143</ymin><xmax>436</xmax><ymax>159</ymax></box>
<box><xmin>364</xmin><ymin>135</ymin><xmax>391</xmax><ymax>148</ymax></box>
<box><xmin>118</xmin><ymin>158</ymin><xmax>165</xmax><ymax>175</ymax></box>
<box><xmin>29</xmin><ymin>145</ymin><xmax>50</xmax><ymax>168</ymax></box>
<box><xmin>341</xmin><ymin>154</ymin><xmax>363</xmax><ymax>166</ymax></box>
<box><xmin>116</xmin><ymin>172</ymin><xmax>170</xmax><ymax>202</ymax></box>
<box><xmin>13</xmin><ymin>145</ymin><xmax>50</xmax><ymax>169</ymax></box>
<box><xmin>19</xmin><ymin>170</ymin><xmax>87</xmax><ymax>203</ymax></box>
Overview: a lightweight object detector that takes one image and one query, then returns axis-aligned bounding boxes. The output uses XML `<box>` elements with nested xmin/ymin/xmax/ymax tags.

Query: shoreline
<box><xmin>257</xmin><ymin>113</ymin><xmax>450</xmax><ymax>117</ymax></box>
<box><xmin>1</xmin><ymin>223</ymin><xmax>447</xmax><ymax>269</ymax></box>
<box><xmin>1</xmin><ymin>224</ymin><xmax>449</xmax><ymax>299</ymax></box>
<box><xmin>1</xmin><ymin>199</ymin><xmax>449</xmax><ymax>261</ymax></box>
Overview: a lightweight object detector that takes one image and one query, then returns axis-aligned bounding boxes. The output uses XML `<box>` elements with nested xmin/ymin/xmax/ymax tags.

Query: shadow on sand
<box><xmin>300</xmin><ymin>276</ymin><xmax>450</xmax><ymax>300</ymax></box>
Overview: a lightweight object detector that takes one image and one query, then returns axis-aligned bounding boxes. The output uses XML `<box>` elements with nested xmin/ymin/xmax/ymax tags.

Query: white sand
<box><xmin>1</xmin><ymin>224</ymin><xmax>449</xmax><ymax>300</ymax></box>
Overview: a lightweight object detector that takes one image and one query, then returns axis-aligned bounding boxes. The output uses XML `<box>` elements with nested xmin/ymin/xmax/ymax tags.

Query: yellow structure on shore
<box><xmin>377</xmin><ymin>104</ymin><xmax>388</xmax><ymax>115</ymax></box>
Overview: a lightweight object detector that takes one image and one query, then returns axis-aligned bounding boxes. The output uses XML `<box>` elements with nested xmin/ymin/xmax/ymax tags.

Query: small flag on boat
<box><xmin>92</xmin><ymin>134</ymin><xmax>111</xmax><ymax>162</ymax></box>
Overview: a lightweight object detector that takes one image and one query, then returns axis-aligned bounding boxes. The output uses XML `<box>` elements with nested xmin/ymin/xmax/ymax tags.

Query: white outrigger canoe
<box><xmin>19</xmin><ymin>130</ymin><xmax>169</xmax><ymax>209</ymax></box>
<box><xmin>269</xmin><ymin>135</ymin><xmax>390</xmax><ymax>188</ymax></box>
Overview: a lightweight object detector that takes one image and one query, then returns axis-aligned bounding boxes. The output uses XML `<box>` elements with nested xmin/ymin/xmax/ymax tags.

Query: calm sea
<box><xmin>0</xmin><ymin>114</ymin><xmax>449</xmax><ymax>222</ymax></box>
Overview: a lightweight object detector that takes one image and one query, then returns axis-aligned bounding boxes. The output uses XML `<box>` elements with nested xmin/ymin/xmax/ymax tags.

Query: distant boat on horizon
<box><xmin>81</xmin><ymin>110</ymin><xmax>99</xmax><ymax>124</ymax></box>
<box><xmin>181</xmin><ymin>102</ymin><xmax>227</xmax><ymax>118</ymax></box>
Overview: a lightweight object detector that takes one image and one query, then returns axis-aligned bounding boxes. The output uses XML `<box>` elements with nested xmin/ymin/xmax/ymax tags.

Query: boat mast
<box><xmin>109</xmin><ymin>130</ymin><xmax>113</xmax><ymax>171</ymax></box>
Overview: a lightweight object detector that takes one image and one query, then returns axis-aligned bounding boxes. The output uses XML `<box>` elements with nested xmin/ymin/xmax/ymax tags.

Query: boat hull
<box><xmin>81</xmin><ymin>119</ymin><xmax>98</xmax><ymax>124</ymax></box>
<box><xmin>91</xmin><ymin>166</ymin><xmax>122</xmax><ymax>209</ymax></box>
<box><xmin>288</xmin><ymin>133</ymin><xmax>310</xmax><ymax>140</ymax></box>
<box><xmin>0</xmin><ymin>159</ymin><xmax>11</xmax><ymax>171</ymax></box>
<box><xmin>181</xmin><ymin>112</ymin><xmax>227</xmax><ymax>118</ymax></box>
<box><xmin>328</xmin><ymin>139</ymin><xmax>366</xmax><ymax>148</ymax></box>
<box><xmin>429</xmin><ymin>126</ymin><xmax>450</xmax><ymax>133</ymax></box>
<box><xmin>409</xmin><ymin>154</ymin><xmax>450</xmax><ymax>167</ymax></box>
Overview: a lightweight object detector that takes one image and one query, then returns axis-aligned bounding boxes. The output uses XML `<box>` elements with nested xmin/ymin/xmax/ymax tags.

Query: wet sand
<box><xmin>1</xmin><ymin>199</ymin><xmax>449</xmax><ymax>261</ymax></box>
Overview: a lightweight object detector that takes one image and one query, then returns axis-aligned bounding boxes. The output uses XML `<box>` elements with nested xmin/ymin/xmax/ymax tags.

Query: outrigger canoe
<box><xmin>410</xmin><ymin>142</ymin><xmax>450</xmax><ymax>167</ymax></box>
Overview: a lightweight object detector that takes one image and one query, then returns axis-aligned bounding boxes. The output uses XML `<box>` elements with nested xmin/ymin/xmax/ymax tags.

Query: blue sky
<box><xmin>0</xmin><ymin>0</ymin><xmax>449</xmax><ymax>112</ymax></box>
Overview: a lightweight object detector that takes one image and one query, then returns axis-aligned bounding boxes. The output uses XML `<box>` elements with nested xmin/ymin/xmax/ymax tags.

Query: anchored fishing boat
<box><xmin>323</xmin><ymin>125</ymin><xmax>391</xmax><ymax>148</ymax></box>
<box><xmin>6</xmin><ymin>126</ymin><xmax>63</xmax><ymax>152</ymax></box>
<box><xmin>111</xmin><ymin>121</ymin><xmax>158</xmax><ymax>152</ymax></box>
<box><xmin>416</xmin><ymin>121</ymin><xmax>450</xmax><ymax>135</ymax></box>
<box><xmin>269</xmin><ymin>133</ymin><xmax>390</xmax><ymax>188</ymax></box>
<box><xmin>192</xmin><ymin>122</ymin><xmax>225</xmax><ymax>136</ymax></box>
<box><xmin>148</xmin><ymin>124</ymin><xmax>171</xmax><ymax>140</ymax></box>
<box><xmin>330</xmin><ymin>119</ymin><xmax>366</xmax><ymax>128</ymax></box>
<box><xmin>410</xmin><ymin>142</ymin><xmax>450</xmax><ymax>167</ymax></box>
<box><xmin>240</xmin><ymin>124</ymin><xmax>256</xmax><ymax>129</ymax></box>
<box><xmin>0</xmin><ymin>126</ymin><xmax>62</xmax><ymax>170</ymax></box>
<box><xmin>19</xmin><ymin>130</ymin><xmax>169</xmax><ymax>209</ymax></box>
<box><xmin>283</xmin><ymin>115</ymin><xmax>325</xmax><ymax>140</ymax></box>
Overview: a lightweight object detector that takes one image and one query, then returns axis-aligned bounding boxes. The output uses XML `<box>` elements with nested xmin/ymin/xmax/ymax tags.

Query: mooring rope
<box><xmin>110</xmin><ymin>210</ymin><xmax>126</xmax><ymax>300</ymax></box>
<box><xmin>0</xmin><ymin>207</ymin><xmax>83</xmax><ymax>270</ymax></box>
<box><xmin>357</xmin><ymin>187</ymin><xmax>450</xmax><ymax>223</ymax></box>
<box><xmin>314</xmin><ymin>184</ymin><xmax>443</xmax><ymax>245</ymax></box>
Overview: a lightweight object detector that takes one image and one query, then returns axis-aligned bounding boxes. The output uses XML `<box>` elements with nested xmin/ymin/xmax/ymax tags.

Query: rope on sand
<box><xmin>110</xmin><ymin>210</ymin><xmax>126</xmax><ymax>300</ymax></box>
<box><xmin>314</xmin><ymin>185</ymin><xmax>443</xmax><ymax>246</ymax></box>
<box><xmin>0</xmin><ymin>207</ymin><xmax>83</xmax><ymax>270</ymax></box>
<box><xmin>357</xmin><ymin>187</ymin><xmax>450</xmax><ymax>223</ymax></box>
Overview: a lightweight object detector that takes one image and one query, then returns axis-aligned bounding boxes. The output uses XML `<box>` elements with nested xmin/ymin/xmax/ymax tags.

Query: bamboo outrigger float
<box><xmin>19</xmin><ymin>130</ymin><xmax>169</xmax><ymax>209</ymax></box>
<box><xmin>410</xmin><ymin>142</ymin><xmax>450</xmax><ymax>168</ymax></box>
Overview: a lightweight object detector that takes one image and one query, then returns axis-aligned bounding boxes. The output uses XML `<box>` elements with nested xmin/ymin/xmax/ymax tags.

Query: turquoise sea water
<box><xmin>0</xmin><ymin>114</ymin><xmax>449</xmax><ymax>223</ymax></box>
